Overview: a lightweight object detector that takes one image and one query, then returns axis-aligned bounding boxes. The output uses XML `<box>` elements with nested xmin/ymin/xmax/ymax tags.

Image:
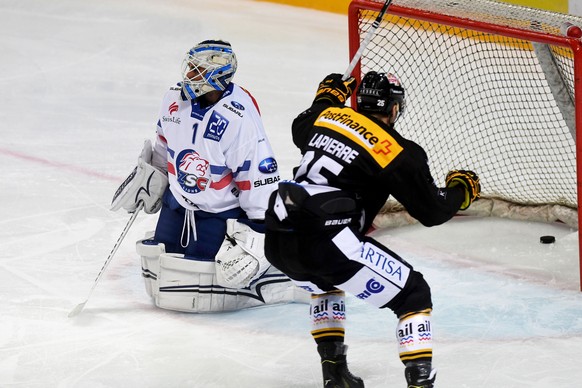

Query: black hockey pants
<box><xmin>264</xmin><ymin>181</ymin><xmax>432</xmax><ymax>315</ymax></box>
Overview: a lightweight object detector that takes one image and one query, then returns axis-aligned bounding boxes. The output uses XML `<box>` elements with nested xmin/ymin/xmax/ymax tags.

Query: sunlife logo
<box><xmin>168</xmin><ymin>102</ymin><xmax>179</xmax><ymax>115</ymax></box>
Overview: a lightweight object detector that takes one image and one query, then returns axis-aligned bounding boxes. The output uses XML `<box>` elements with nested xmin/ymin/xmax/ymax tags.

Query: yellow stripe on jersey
<box><xmin>315</xmin><ymin>107</ymin><xmax>403</xmax><ymax>168</ymax></box>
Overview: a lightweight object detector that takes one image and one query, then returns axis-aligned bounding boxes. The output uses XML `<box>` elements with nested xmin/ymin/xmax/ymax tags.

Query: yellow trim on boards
<box><xmin>503</xmin><ymin>0</ymin><xmax>567</xmax><ymax>14</ymax></box>
<box><xmin>255</xmin><ymin>0</ymin><xmax>569</xmax><ymax>15</ymax></box>
<box><xmin>255</xmin><ymin>0</ymin><xmax>350</xmax><ymax>14</ymax></box>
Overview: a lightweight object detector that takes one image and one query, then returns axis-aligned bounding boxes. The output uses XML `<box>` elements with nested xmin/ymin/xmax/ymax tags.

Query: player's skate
<box><xmin>404</xmin><ymin>361</ymin><xmax>436</xmax><ymax>388</ymax></box>
<box><xmin>317</xmin><ymin>342</ymin><xmax>364</xmax><ymax>388</ymax></box>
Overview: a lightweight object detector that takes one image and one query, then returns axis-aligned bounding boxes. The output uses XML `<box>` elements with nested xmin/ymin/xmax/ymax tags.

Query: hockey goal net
<box><xmin>348</xmin><ymin>0</ymin><xmax>582</xmax><ymax>285</ymax></box>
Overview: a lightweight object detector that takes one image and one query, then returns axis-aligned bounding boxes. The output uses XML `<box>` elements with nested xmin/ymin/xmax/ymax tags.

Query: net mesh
<box><xmin>353</xmin><ymin>0</ymin><xmax>580</xmax><ymax>210</ymax></box>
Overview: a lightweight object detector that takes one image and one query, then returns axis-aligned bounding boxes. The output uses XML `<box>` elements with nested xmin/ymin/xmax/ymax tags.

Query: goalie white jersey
<box><xmin>151</xmin><ymin>83</ymin><xmax>280</xmax><ymax>220</ymax></box>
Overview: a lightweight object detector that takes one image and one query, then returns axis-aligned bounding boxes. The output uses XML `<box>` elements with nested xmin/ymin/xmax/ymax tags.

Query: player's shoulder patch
<box><xmin>221</xmin><ymin>100</ymin><xmax>245</xmax><ymax>119</ymax></box>
<box><xmin>235</xmin><ymin>84</ymin><xmax>261</xmax><ymax>115</ymax></box>
<box><xmin>315</xmin><ymin>106</ymin><xmax>403</xmax><ymax>168</ymax></box>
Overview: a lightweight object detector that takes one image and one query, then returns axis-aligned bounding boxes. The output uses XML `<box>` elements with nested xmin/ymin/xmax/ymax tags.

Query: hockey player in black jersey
<box><xmin>264</xmin><ymin>72</ymin><xmax>480</xmax><ymax>388</ymax></box>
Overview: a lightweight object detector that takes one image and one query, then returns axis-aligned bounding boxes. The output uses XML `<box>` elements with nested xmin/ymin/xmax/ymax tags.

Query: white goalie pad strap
<box><xmin>110</xmin><ymin>139</ymin><xmax>169</xmax><ymax>214</ymax></box>
<box><xmin>215</xmin><ymin>219</ymin><xmax>270</xmax><ymax>289</ymax></box>
<box><xmin>160</xmin><ymin>253</ymin><xmax>216</xmax><ymax>273</ymax></box>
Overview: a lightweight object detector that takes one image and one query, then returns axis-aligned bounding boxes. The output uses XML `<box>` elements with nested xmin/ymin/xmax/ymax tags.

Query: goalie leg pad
<box><xmin>153</xmin><ymin>255</ymin><xmax>304</xmax><ymax>313</ymax></box>
<box><xmin>136</xmin><ymin>236</ymin><xmax>165</xmax><ymax>298</ymax></box>
<box><xmin>257</xmin><ymin>265</ymin><xmax>311</xmax><ymax>305</ymax></box>
<box><xmin>155</xmin><ymin>253</ymin><xmax>216</xmax><ymax>312</ymax></box>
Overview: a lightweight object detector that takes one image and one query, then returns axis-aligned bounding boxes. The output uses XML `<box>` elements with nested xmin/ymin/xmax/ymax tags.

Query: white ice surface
<box><xmin>1</xmin><ymin>1</ymin><xmax>582</xmax><ymax>387</ymax></box>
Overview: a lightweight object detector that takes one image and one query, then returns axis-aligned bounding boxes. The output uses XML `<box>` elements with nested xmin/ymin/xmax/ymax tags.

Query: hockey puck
<box><xmin>540</xmin><ymin>235</ymin><xmax>556</xmax><ymax>244</ymax></box>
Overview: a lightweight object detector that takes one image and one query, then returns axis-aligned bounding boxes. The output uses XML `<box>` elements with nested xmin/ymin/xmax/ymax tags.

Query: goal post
<box><xmin>347</xmin><ymin>0</ymin><xmax>582</xmax><ymax>289</ymax></box>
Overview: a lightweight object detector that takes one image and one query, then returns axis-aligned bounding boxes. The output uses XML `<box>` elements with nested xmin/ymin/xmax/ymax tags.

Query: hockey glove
<box><xmin>215</xmin><ymin>219</ymin><xmax>271</xmax><ymax>289</ymax></box>
<box><xmin>314</xmin><ymin>73</ymin><xmax>357</xmax><ymax>105</ymax></box>
<box><xmin>445</xmin><ymin>169</ymin><xmax>481</xmax><ymax>210</ymax></box>
<box><xmin>110</xmin><ymin>139</ymin><xmax>168</xmax><ymax>214</ymax></box>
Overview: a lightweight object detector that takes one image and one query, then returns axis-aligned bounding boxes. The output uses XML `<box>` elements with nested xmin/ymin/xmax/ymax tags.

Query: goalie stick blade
<box><xmin>68</xmin><ymin>301</ymin><xmax>87</xmax><ymax>318</ymax></box>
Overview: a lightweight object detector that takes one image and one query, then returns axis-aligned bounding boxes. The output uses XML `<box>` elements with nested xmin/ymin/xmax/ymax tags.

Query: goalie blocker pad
<box><xmin>111</xmin><ymin>139</ymin><xmax>168</xmax><ymax>214</ymax></box>
<box><xmin>136</xmin><ymin>237</ymin><xmax>308</xmax><ymax>313</ymax></box>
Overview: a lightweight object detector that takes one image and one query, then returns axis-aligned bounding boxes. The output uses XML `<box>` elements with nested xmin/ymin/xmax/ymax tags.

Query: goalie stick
<box><xmin>68</xmin><ymin>203</ymin><xmax>143</xmax><ymax>318</ymax></box>
<box><xmin>342</xmin><ymin>0</ymin><xmax>393</xmax><ymax>81</ymax></box>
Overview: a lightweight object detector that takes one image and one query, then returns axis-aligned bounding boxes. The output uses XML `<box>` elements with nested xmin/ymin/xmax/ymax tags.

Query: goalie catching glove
<box><xmin>110</xmin><ymin>139</ymin><xmax>168</xmax><ymax>214</ymax></box>
<box><xmin>215</xmin><ymin>219</ymin><xmax>271</xmax><ymax>289</ymax></box>
<box><xmin>314</xmin><ymin>73</ymin><xmax>357</xmax><ymax>105</ymax></box>
<box><xmin>445</xmin><ymin>169</ymin><xmax>481</xmax><ymax>210</ymax></box>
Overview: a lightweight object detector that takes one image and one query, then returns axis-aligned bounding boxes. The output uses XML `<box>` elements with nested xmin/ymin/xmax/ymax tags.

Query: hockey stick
<box><xmin>68</xmin><ymin>203</ymin><xmax>143</xmax><ymax>318</ymax></box>
<box><xmin>342</xmin><ymin>0</ymin><xmax>393</xmax><ymax>81</ymax></box>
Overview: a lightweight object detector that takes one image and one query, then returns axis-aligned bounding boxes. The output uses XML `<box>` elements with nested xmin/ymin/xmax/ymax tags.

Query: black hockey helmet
<box><xmin>356</xmin><ymin>71</ymin><xmax>405</xmax><ymax>120</ymax></box>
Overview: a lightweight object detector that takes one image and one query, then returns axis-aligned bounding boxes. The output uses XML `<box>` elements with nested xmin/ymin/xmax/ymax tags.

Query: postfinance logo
<box><xmin>315</xmin><ymin>107</ymin><xmax>403</xmax><ymax>167</ymax></box>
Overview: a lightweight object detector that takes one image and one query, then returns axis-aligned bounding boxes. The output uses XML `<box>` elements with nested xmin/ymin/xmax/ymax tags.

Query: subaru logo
<box><xmin>258</xmin><ymin>157</ymin><xmax>278</xmax><ymax>174</ymax></box>
<box><xmin>231</xmin><ymin>101</ymin><xmax>245</xmax><ymax>110</ymax></box>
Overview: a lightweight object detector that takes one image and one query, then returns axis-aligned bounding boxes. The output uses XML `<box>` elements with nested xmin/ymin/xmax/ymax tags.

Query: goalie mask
<box><xmin>181</xmin><ymin>40</ymin><xmax>238</xmax><ymax>100</ymax></box>
<box><xmin>356</xmin><ymin>71</ymin><xmax>405</xmax><ymax>121</ymax></box>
